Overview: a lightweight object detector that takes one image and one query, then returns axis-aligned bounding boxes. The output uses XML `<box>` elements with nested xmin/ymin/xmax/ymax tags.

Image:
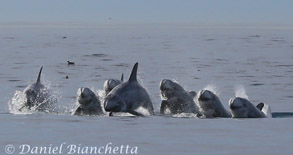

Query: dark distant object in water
<box><xmin>62</xmin><ymin>36</ymin><xmax>67</xmax><ymax>39</ymax></box>
<box><xmin>67</xmin><ymin>61</ymin><xmax>75</xmax><ymax>65</ymax></box>
<box><xmin>19</xmin><ymin>67</ymin><xmax>51</xmax><ymax>111</ymax></box>
<box><xmin>109</xmin><ymin>17</ymin><xmax>112</xmax><ymax>20</ymax></box>
<box><xmin>249</xmin><ymin>35</ymin><xmax>261</xmax><ymax>38</ymax></box>
<box><xmin>197</xmin><ymin>69</ymin><xmax>200</xmax><ymax>71</ymax></box>
<box><xmin>65</xmin><ymin>75</ymin><xmax>69</xmax><ymax>79</ymax></box>
<box><xmin>197</xmin><ymin>90</ymin><xmax>231</xmax><ymax>118</ymax></box>
<box><xmin>104</xmin><ymin>62</ymin><xmax>154</xmax><ymax>116</ymax></box>
<box><xmin>272</xmin><ymin>112</ymin><xmax>293</xmax><ymax>118</ymax></box>
<box><xmin>160</xmin><ymin>79</ymin><xmax>198</xmax><ymax>115</ymax></box>
<box><xmin>73</xmin><ymin>87</ymin><xmax>104</xmax><ymax>116</ymax></box>
<box><xmin>103</xmin><ymin>73</ymin><xmax>124</xmax><ymax>95</ymax></box>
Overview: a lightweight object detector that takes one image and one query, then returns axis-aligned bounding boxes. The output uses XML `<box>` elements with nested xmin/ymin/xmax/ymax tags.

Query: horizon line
<box><xmin>1</xmin><ymin>21</ymin><xmax>293</xmax><ymax>30</ymax></box>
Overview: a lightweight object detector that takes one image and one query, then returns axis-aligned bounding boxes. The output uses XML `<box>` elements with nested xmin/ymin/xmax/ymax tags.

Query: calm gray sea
<box><xmin>0</xmin><ymin>24</ymin><xmax>293</xmax><ymax>155</ymax></box>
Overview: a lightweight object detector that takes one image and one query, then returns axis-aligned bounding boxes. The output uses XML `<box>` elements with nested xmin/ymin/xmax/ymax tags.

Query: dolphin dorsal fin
<box><xmin>256</xmin><ymin>102</ymin><xmax>264</xmax><ymax>111</ymax></box>
<box><xmin>121</xmin><ymin>73</ymin><xmax>124</xmax><ymax>81</ymax></box>
<box><xmin>37</xmin><ymin>66</ymin><xmax>43</xmax><ymax>83</ymax></box>
<box><xmin>129</xmin><ymin>62</ymin><xmax>138</xmax><ymax>82</ymax></box>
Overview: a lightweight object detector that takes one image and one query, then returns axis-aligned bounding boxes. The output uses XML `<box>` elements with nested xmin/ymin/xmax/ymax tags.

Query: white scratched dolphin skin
<box><xmin>20</xmin><ymin>67</ymin><xmax>50</xmax><ymax>111</ymax></box>
<box><xmin>104</xmin><ymin>62</ymin><xmax>154</xmax><ymax>116</ymax></box>
<box><xmin>73</xmin><ymin>87</ymin><xmax>104</xmax><ymax>116</ymax></box>
<box><xmin>160</xmin><ymin>79</ymin><xmax>198</xmax><ymax>115</ymax></box>
<box><xmin>229</xmin><ymin>97</ymin><xmax>271</xmax><ymax>118</ymax></box>
<box><xmin>197</xmin><ymin>90</ymin><xmax>231</xmax><ymax>118</ymax></box>
<box><xmin>103</xmin><ymin>73</ymin><xmax>124</xmax><ymax>95</ymax></box>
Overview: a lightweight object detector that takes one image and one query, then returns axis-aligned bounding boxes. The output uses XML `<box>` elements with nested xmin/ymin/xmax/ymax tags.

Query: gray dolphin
<box><xmin>20</xmin><ymin>67</ymin><xmax>50</xmax><ymax>111</ymax></box>
<box><xmin>73</xmin><ymin>87</ymin><xmax>104</xmax><ymax>116</ymax></box>
<box><xmin>197</xmin><ymin>90</ymin><xmax>231</xmax><ymax>118</ymax></box>
<box><xmin>229</xmin><ymin>97</ymin><xmax>268</xmax><ymax>118</ymax></box>
<box><xmin>160</xmin><ymin>79</ymin><xmax>198</xmax><ymax>115</ymax></box>
<box><xmin>103</xmin><ymin>73</ymin><xmax>124</xmax><ymax>95</ymax></box>
<box><xmin>104</xmin><ymin>62</ymin><xmax>154</xmax><ymax>116</ymax></box>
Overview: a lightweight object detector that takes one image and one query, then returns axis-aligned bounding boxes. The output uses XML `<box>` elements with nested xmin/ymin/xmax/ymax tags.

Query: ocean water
<box><xmin>0</xmin><ymin>24</ymin><xmax>293</xmax><ymax>154</ymax></box>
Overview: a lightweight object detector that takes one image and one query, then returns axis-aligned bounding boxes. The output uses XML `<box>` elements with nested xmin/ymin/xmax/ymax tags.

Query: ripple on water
<box><xmin>204</xmin><ymin>39</ymin><xmax>216</xmax><ymax>41</ymax></box>
<box><xmin>83</xmin><ymin>54</ymin><xmax>109</xmax><ymax>58</ymax></box>
<box><xmin>14</xmin><ymin>62</ymin><xmax>28</xmax><ymax>65</ymax></box>
<box><xmin>284</xmin><ymin>96</ymin><xmax>293</xmax><ymax>99</ymax></box>
<box><xmin>8</xmin><ymin>79</ymin><xmax>22</xmax><ymax>82</ymax></box>
<box><xmin>112</xmin><ymin>63</ymin><xmax>130</xmax><ymax>67</ymax></box>
<box><xmin>101</xmin><ymin>58</ymin><xmax>112</xmax><ymax>61</ymax></box>
<box><xmin>275</xmin><ymin>64</ymin><xmax>293</xmax><ymax>67</ymax></box>
<box><xmin>271</xmin><ymin>39</ymin><xmax>285</xmax><ymax>42</ymax></box>
<box><xmin>16</xmin><ymin>85</ymin><xmax>27</xmax><ymax>88</ymax></box>
<box><xmin>249</xmin><ymin>35</ymin><xmax>261</xmax><ymax>38</ymax></box>
<box><xmin>3</xmin><ymin>36</ymin><xmax>15</xmax><ymax>40</ymax></box>
<box><xmin>57</xmin><ymin>71</ymin><xmax>67</xmax><ymax>75</ymax></box>
<box><xmin>250</xmin><ymin>83</ymin><xmax>265</xmax><ymax>86</ymax></box>
<box><xmin>238</xmin><ymin>75</ymin><xmax>255</xmax><ymax>78</ymax></box>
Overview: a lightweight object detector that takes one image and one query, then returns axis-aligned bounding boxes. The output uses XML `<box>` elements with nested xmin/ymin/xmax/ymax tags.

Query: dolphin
<box><xmin>159</xmin><ymin>79</ymin><xmax>198</xmax><ymax>115</ymax></box>
<box><xmin>103</xmin><ymin>73</ymin><xmax>124</xmax><ymax>95</ymax></box>
<box><xmin>229</xmin><ymin>97</ymin><xmax>270</xmax><ymax>118</ymax></box>
<box><xmin>197</xmin><ymin>90</ymin><xmax>231</xmax><ymax>118</ymax></box>
<box><xmin>104</xmin><ymin>63</ymin><xmax>154</xmax><ymax>116</ymax></box>
<box><xmin>73</xmin><ymin>87</ymin><xmax>104</xmax><ymax>116</ymax></box>
<box><xmin>20</xmin><ymin>67</ymin><xmax>50</xmax><ymax>111</ymax></box>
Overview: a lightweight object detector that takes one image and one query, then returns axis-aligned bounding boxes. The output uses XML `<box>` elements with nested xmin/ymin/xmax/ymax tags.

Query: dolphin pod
<box><xmin>17</xmin><ymin>64</ymin><xmax>273</xmax><ymax>118</ymax></box>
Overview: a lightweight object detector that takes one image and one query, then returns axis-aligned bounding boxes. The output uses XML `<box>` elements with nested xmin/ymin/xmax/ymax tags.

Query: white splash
<box><xmin>136</xmin><ymin>106</ymin><xmax>152</xmax><ymax>116</ymax></box>
<box><xmin>96</xmin><ymin>88</ymin><xmax>106</xmax><ymax>113</ymax></box>
<box><xmin>173</xmin><ymin>113</ymin><xmax>198</xmax><ymax>118</ymax></box>
<box><xmin>8</xmin><ymin>91</ymin><xmax>32</xmax><ymax>114</ymax></box>
<box><xmin>8</xmin><ymin>79</ymin><xmax>61</xmax><ymax>114</ymax></box>
<box><xmin>234</xmin><ymin>85</ymin><xmax>249</xmax><ymax>99</ymax></box>
<box><xmin>262</xmin><ymin>103</ymin><xmax>272</xmax><ymax>118</ymax></box>
<box><xmin>203</xmin><ymin>84</ymin><xmax>219</xmax><ymax>96</ymax></box>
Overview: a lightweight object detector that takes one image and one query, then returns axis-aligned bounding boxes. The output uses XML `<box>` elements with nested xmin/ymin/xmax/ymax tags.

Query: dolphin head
<box><xmin>198</xmin><ymin>90</ymin><xmax>217</xmax><ymax>102</ymax></box>
<box><xmin>23</xmin><ymin>86</ymin><xmax>38</xmax><ymax>108</ymax></box>
<box><xmin>77</xmin><ymin>87</ymin><xmax>96</xmax><ymax>106</ymax></box>
<box><xmin>160</xmin><ymin>79</ymin><xmax>185</xmax><ymax>99</ymax></box>
<box><xmin>103</xmin><ymin>94</ymin><xmax>127</xmax><ymax>112</ymax></box>
<box><xmin>229</xmin><ymin>97</ymin><xmax>250</xmax><ymax>118</ymax></box>
<box><xmin>197</xmin><ymin>90</ymin><xmax>219</xmax><ymax>109</ymax></box>
<box><xmin>103</xmin><ymin>79</ymin><xmax>122</xmax><ymax>95</ymax></box>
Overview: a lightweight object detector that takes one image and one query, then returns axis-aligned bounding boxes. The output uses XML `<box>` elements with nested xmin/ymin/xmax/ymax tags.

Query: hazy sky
<box><xmin>1</xmin><ymin>0</ymin><xmax>292</xmax><ymax>25</ymax></box>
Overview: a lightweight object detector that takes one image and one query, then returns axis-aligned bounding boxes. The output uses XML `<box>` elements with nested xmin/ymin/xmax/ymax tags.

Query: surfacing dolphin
<box><xmin>20</xmin><ymin>67</ymin><xmax>51</xmax><ymax>111</ymax></box>
<box><xmin>104</xmin><ymin>62</ymin><xmax>154</xmax><ymax>116</ymax></box>
<box><xmin>103</xmin><ymin>73</ymin><xmax>124</xmax><ymax>95</ymax></box>
<box><xmin>197</xmin><ymin>90</ymin><xmax>231</xmax><ymax>118</ymax></box>
<box><xmin>160</xmin><ymin>79</ymin><xmax>198</xmax><ymax>115</ymax></box>
<box><xmin>73</xmin><ymin>87</ymin><xmax>104</xmax><ymax>116</ymax></box>
<box><xmin>229</xmin><ymin>97</ymin><xmax>271</xmax><ymax>118</ymax></box>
